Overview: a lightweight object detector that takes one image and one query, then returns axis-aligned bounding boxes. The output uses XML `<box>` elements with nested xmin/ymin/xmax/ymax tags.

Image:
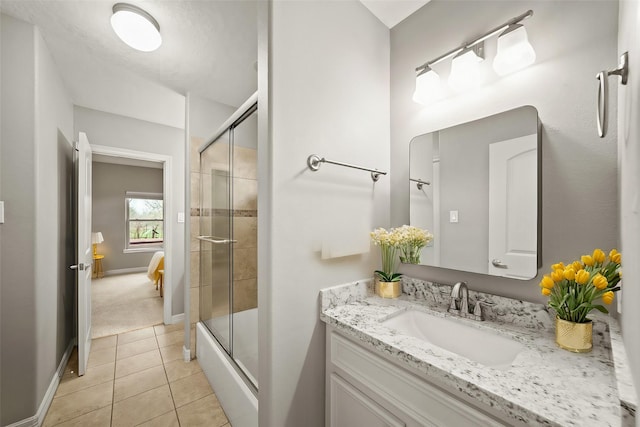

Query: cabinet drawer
<box><xmin>330</xmin><ymin>331</ymin><xmax>506</xmax><ymax>427</ymax></box>
<box><xmin>330</xmin><ymin>373</ymin><xmax>406</xmax><ymax>427</ymax></box>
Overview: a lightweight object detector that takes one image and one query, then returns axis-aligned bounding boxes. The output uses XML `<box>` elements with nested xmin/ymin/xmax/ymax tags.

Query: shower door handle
<box><xmin>197</xmin><ymin>235</ymin><xmax>238</xmax><ymax>244</ymax></box>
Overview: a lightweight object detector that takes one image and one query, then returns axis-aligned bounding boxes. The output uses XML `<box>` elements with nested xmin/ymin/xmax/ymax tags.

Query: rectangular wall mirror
<box><xmin>409</xmin><ymin>105</ymin><xmax>540</xmax><ymax>280</ymax></box>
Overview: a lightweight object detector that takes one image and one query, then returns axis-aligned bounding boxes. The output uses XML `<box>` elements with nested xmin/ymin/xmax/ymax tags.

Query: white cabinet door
<box><xmin>330</xmin><ymin>373</ymin><xmax>405</xmax><ymax>427</ymax></box>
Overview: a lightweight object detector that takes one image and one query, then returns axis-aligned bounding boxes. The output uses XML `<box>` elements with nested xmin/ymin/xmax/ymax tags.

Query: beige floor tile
<box><xmin>111</xmin><ymin>384</ymin><xmax>174</xmax><ymax>427</ymax></box>
<box><xmin>43</xmin><ymin>381</ymin><xmax>112</xmax><ymax>426</ymax></box>
<box><xmin>154</xmin><ymin>322</ymin><xmax>184</xmax><ymax>336</ymax></box>
<box><xmin>115</xmin><ymin>349</ymin><xmax>162</xmax><ymax>379</ymax></box>
<box><xmin>116</xmin><ymin>336</ymin><xmax>158</xmax><ymax>360</ymax></box>
<box><xmin>156</xmin><ymin>330</ymin><xmax>183</xmax><ymax>348</ymax></box>
<box><xmin>92</xmin><ymin>335</ymin><xmax>117</xmax><ymax>351</ymax></box>
<box><xmin>163</xmin><ymin>359</ymin><xmax>202</xmax><ymax>382</ymax></box>
<box><xmin>114</xmin><ymin>365</ymin><xmax>168</xmax><ymax>402</ymax></box>
<box><xmin>51</xmin><ymin>406</ymin><xmax>111</xmax><ymax>427</ymax></box>
<box><xmin>169</xmin><ymin>371</ymin><xmax>213</xmax><ymax>408</ymax></box>
<box><xmin>176</xmin><ymin>394</ymin><xmax>229</xmax><ymax>427</ymax></box>
<box><xmin>56</xmin><ymin>362</ymin><xmax>115</xmax><ymax>397</ymax></box>
<box><xmin>88</xmin><ymin>346</ymin><xmax>117</xmax><ymax>368</ymax></box>
<box><xmin>137</xmin><ymin>410</ymin><xmax>180</xmax><ymax>427</ymax></box>
<box><xmin>159</xmin><ymin>343</ymin><xmax>184</xmax><ymax>363</ymax></box>
<box><xmin>117</xmin><ymin>326</ymin><xmax>155</xmax><ymax>345</ymax></box>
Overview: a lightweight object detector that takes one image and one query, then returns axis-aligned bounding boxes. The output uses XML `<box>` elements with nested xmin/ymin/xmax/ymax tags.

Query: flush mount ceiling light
<box><xmin>413</xmin><ymin>10</ymin><xmax>535</xmax><ymax>105</ymax></box>
<box><xmin>111</xmin><ymin>3</ymin><xmax>162</xmax><ymax>52</ymax></box>
<box><xmin>493</xmin><ymin>24</ymin><xmax>536</xmax><ymax>76</ymax></box>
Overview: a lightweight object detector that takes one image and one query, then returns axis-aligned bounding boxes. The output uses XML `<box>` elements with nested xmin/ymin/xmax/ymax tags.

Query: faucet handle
<box><xmin>472</xmin><ymin>301</ymin><xmax>494</xmax><ymax>320</ymax></box>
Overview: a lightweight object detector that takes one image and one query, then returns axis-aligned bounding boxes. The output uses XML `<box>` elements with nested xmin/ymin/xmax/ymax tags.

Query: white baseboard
<box><xmin>171</xmin><ymin>313</ymin><xmax>185</xmax><ymax>324</ymax></box>
<box><xmin>104</xmin><ymin>267</ymin><xmax>147</xmax><ymax>276</ymax></box>
<box><xmin>6</xmin><ymin>339</ymin><xmax>75</xmax><ymax>427</ymax></box>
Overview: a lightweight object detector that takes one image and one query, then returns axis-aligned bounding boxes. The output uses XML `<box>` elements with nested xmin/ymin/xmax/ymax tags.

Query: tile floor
<box><xmin>43</xmin><ymin>324</ymin><xmax>231</xmax><ymax>427</ymax></box>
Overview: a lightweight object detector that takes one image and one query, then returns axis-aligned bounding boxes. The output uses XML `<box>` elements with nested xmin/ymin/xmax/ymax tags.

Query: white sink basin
<box><xmin>381</xmin><ymin>309</ymin><xmax>524</xmax><ymax>370</ymax></box>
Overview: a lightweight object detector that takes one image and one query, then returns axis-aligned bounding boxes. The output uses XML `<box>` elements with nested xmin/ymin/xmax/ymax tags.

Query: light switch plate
<box><xmin>449</xmin><ymin>210</ymin><xmax>458</xmax><ymax>223</ymax></box>
<box><xmin>177</xmin><ymin>212</ymin><xmax>185</xmax><ymax>223</ymax></box>
<box><xmin>0</xmin><ymin>201</ymin><xmax>4</xmax><ymax>223</ymax></box>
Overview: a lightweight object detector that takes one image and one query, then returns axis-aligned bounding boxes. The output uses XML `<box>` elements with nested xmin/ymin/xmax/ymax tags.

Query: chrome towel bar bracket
<box><xmin>307</xmin><ymin>154</ymin><xmax>387</xmax><ymax>182</ymax></box>
<box><xmin>410</xmin><ymin>178</ymin><xmax>431</xmax><ymax>190</ymax></box>
<box><xmin>597</xmin><ymin>51</ymin><xmax>628</xmax><ymax>138</ymax></box>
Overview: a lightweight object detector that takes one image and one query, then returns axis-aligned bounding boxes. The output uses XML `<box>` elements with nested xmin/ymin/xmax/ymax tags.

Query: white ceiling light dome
<box><xmin>111</xmin><ymin>3</ymin><xmax>162</xmax><ymax>52</ymax></box>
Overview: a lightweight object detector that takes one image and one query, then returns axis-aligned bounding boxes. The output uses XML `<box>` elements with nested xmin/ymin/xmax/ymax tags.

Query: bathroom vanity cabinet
<box><xmin>325</xmin><ymin>326</ymin><xmax>511</xmax><ymax>427</ymax></box>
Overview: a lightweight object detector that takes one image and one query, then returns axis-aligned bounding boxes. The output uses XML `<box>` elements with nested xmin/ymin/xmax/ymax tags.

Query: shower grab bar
<box><xmin>596</xmin><ymin>52</ymin><xmax>628</xmax><ymax>138</ymax></box>
<box><xmin>410</xmin><ymin>178</ymin><xmax>431</xmax><ymax>190</ymax></box>
<box><xmin>306</xmin><ymin>154</ymin><xmax>387</xmax><ymax>182</ymax></box>
<box><xmin>197</xmin><ymin>235</ymin><xmax>238</xmax><ymax>244</ymax></box>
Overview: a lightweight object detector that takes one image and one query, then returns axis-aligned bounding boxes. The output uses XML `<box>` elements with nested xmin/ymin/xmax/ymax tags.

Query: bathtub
<box><xmin>197</xmin><ymin>308</ymin><xmax>258</xmax><ymax>427</ymax></box>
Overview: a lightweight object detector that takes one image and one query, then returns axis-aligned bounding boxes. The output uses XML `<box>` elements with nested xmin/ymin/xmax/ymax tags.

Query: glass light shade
<box><xmin>111</xmin><ymin>4</ymin><xmax>162</xmax><ymax>52</ymax></box>
<box><xmin>493</xmin><ymin>25</ymin><xmax>536</xmax><ymax>76</ymax></box>
<box><xmin>92</xmin><ymin>232</ymin><xmax>104</xmax><ymax>244</ymax></box>
<box><xmin>412</xmin><ymin>67</ymin><xmax>443</xmax><ymax>105</ymax></box>
<box><xmin>449</xmin><ymin>48</ymin><xmax>484</xmax><ymax>92</ymax></box>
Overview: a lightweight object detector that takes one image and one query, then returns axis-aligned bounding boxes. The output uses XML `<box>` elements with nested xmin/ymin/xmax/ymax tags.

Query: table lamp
<box><xmin>92</xmin><ymin>232</ymin><xmax>104</xmax><ymax>256</ymax></box>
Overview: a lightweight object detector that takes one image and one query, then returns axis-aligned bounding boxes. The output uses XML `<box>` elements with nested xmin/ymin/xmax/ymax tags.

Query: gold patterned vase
<box><xmin>375</xmin><ymin>280</ymin><xmax>401</xmax><ymax>299</ymax></box>
<box><xmin>555</xmin><ymin>316</ymin><xmax>592</xmax><ymax>353</ymax></box>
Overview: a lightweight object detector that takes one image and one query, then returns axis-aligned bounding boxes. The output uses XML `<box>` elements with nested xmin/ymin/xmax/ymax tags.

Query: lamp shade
<box><xmin>493</xmin><ymin>24</ymin><xmax>536</xmax><ymax>76</ymax></box>
<box><xmin>412</xmin><ymin>67</ymin><xmax>443</xmax><ymax>105</ymax></box>
<box><xmin>449</xmin><ymin>47</ymin><xmax>484</xmax><ymax>92</ymax></box>
<box><xmin>111</xmin><ymin>3</ymin><xmax>162</xmax><ymax>52</ymax></box>
<box><xmin>92</xmin><ymin>232</ymin><xmax>104</xmax><ymax>245</ymax></box>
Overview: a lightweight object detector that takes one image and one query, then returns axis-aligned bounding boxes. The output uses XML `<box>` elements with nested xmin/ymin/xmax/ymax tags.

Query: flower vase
<box><xmin>375</xmin><ymin>279</ymin><xmax>401</xmax><ymax>299</ymax></box>
<box><xmin>555</xmin><ymin>316</ymin><xmax>592</xmax><ymax>353</ymax></box>
<box><xmin>400</xmin><ymin>245</ymin><xmax>422</xmax><ymax>264</ymax></box>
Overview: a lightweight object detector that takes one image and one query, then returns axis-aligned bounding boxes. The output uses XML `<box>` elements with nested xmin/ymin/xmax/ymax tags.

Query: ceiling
<box><xmin>0</xmin><ymin>0</ymin><xmax>426</xmax><ymax>126</ymax></box>
<box><xmin>360</xmin><ymin>0</ymin><xmax>430</xmax><ymax>28</ymax></box>
<box><xmin>0</xmin><ymin>0</ymin><xmax>258</xmax><ymax>109</ymax></box>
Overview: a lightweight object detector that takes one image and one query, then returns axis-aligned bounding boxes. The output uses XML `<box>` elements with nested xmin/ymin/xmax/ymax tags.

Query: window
<box><xmin>125</xmin><ymin>192</ymin><xmax>164</xmax><ymax>250</ymax></box>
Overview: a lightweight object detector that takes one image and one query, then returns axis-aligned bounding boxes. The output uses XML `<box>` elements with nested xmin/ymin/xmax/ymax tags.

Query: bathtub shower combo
<box><xmin>196</xmin><ymin>93</ymin><xmax>258</xmax><ymax>427</ymax></box>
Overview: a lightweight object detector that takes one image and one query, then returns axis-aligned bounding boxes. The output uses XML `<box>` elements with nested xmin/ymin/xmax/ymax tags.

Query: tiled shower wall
<box><xmin>190</xmin><ymin>136</ymin><xmax>258</xmax><ymax>330</ymax></box>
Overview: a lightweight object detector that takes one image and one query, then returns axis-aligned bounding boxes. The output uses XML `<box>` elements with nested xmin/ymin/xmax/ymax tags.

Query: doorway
<box><xmin>89</xmin><ymin>144</ymin><xmax>174</xmax><ymax>333</ymax></box>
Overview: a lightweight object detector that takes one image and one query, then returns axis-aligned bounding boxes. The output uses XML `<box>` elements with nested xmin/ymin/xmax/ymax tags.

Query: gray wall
<box><xmin>260</xmin><ymin>2</ymin><xmax>390</xmax><ymax>425</ymax></box>
<box><xmin>74</xmin><ymin>106</ymin><xmax>186</xmax><ymax>316</ymax></box>
<box><xmin>92</xmin><ymin>162</ymin><xmax>163</xmax><ymax>272</ymax></box>
<box><xmin>1</xmin><ymin>13</ymin><xmax>75</xmax><ymax>425</ymax></box>
<box><xmin>391</xmin><ymin>1</ymin><xmax>619</xmax><ymax>303</ymax></box>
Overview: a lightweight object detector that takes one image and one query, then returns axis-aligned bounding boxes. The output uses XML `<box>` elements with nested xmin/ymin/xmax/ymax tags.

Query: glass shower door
<box><xmin>199</xmin><ymin>101</ymin><xmax>258</xmax><ymax>391</ymax></box>
<box><xmin>200</xmin><ymin>130</ymin><xmax>233</xmax><ymax>353</ymax></box>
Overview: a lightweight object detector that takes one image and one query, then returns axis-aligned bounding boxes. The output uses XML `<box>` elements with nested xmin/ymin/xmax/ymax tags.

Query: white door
<box><xmin>74</xmin><ymin>132</ymin><xmax>93</xmax><ymax>376</ymax></box>
<box><xmin>488</xmin><ymin>134</ymin><xmax>537</xmax><ymax>279</ymax></box>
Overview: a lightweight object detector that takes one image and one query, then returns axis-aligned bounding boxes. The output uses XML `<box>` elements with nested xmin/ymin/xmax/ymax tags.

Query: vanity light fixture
<box><xmin>449</xmin><ymin>44</ymin><xmax>485</xmax><ymax>92</ymax></box>
<box><xmin>111</xmin><ymin>3</ymin><xmax>162</xmax><ymax>52</ymax></box>
<box><xmin>413</xmin><ymin>10</ymin><xmax>534</xmax><ymax>105</ymax></box>
<box><xmin>412</xmin><ymin>66</ymin><xmax>443</xmax><ymax>104</ymax></box>
<box><xmin>493</xmin><ymin>24</ymin><xmax>536</xmax><ymax>75</ymax></box>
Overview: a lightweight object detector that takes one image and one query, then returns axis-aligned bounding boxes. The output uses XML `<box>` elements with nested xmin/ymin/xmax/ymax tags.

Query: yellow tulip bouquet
<box><xmin>539</xmin><ymin>249</ymin><xmax>622</xmax><ymax>323</ymax></box>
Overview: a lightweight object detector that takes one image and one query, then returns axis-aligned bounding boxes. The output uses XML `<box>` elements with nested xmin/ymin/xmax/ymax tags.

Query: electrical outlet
<box><xmin>449</xmin><ymin>210</ymin><xmax>459</xmax><ymax>223</ymax></box>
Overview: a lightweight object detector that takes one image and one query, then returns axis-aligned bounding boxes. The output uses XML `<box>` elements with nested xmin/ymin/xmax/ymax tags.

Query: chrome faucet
<box><xmin>448</xmin><ymin>281</ymin><xmax>484</xmax><ymax>321</ymax></box>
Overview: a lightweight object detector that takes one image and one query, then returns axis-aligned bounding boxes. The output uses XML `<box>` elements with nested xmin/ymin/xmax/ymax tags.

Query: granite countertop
<box><xmin>319</xmin><ymin>278</ymin><xmax>637</xmax><ymax>427</ymax></box>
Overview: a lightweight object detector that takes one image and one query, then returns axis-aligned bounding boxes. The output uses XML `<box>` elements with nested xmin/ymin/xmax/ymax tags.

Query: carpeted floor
<box><xmin>91</xmin><ymin>272</ymin><xmax>164</xmax><ymax>338</ymax></box>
